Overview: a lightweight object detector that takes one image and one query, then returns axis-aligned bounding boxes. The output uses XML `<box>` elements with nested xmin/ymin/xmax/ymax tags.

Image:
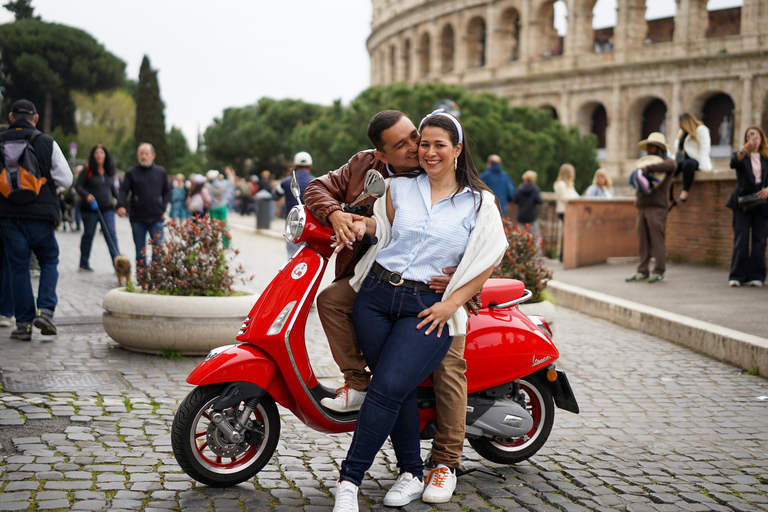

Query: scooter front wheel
<box><xmin>469</xmin><ymin>376</ymin><xmax>554</xmax><ymax>465</ymax></box>
<box><xmin>171</xmin><ymin>383</ymin><xmax>280</xmax><ymax>487</ymax></box>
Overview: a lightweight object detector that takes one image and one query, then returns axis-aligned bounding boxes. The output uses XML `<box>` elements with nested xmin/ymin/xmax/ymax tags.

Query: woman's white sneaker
<box><xmin>422</xmin><ymin>464</ymin><xmax>457</xmax><ymax>503</ymax></box>
<box><xmin>333</xmin><ymin>479</ymin><xmax>359</xmax><ymax>512</ymax></box>
<box><xmin>383</xmin><ymin>472</ymin><xmax>424</xmax><ymax>506</ymax></box>
<box><xmin>321</xmin><ymin>385</ymin><xmax>366</xmax><ymax>412</ymax></box>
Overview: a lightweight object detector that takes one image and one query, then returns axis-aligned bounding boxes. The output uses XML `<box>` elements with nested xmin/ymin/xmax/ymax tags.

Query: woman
<box><xmin>727</xmin><ymin>126</ymin><xmax>768</xmax><ymax>287</ymax></box>
<box><xmin>186</xmin><ymin>175</ymin><xmax>211</xmax><ymax>218</ymax></box>
<box><xmin>553</xmin><ymin>163</ymin><xmax>579</xmax><ymax>262</ymax></box>
<box><xmin>169</xmin><ymin>174</ymin><xmax>189</xmax><ymax>221</ymax></box>
<box><xmin>585</xmin><ymin>168</ymin><xmax>614</xmax><ymax>198</ymax></box>
<box><xmin>673</xmin><ymin>112</ymin><xmax>712</xmax><ymax>202</ymax></box>
<box><xmin>75</xmin><ymin>144</ymin><xmax>120</xmax><ymax>271</ymax></box>
<box><xmin>332</xmin><ymin>111</ymin><xmax>506</xmax><ymax>512</ymax></box>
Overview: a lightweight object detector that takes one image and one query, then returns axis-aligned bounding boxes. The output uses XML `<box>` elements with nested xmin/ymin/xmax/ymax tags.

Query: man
<box><xmin>116</xmin><ymin>143</ymin><xmax>170</xmax><ymax>269</ymax></box>
<box><xmin>304</xmin><ymin>110</ymin><xmax>466</xmax><ymax>504</ymax></box>
<box><xmin>0</xmin><ymin>99</ymin><xmax>73</xmax><ymax>341</ymax></box>
<box><xmin>480</xmin><ymin>154</ymin><xmax>515</xmax><ymax>214</ymax></box>
<box><xmin>273</xmin><ymin>151</ymin><xmax>313</xmax><ymax>257</ymax></box>
<box><xmin>206</xmin><ymin>169</ymin><xmax>229</xmax><ymax>222</ymax></box>
<box><xmin>626</xmin><ymin>132</ymin><xmax>676</xmax><ymax>283</ymax></box>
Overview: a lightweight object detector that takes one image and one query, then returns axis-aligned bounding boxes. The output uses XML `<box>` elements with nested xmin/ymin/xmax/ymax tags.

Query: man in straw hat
<box><xmin>626</xmin><ymin>132</ymin><xmax>676</xmax><ymax>283</ymax></box>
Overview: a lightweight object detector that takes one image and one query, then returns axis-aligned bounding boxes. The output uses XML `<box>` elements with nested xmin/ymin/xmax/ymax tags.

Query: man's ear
<box><xmin>374</xmin><ymin>150</ymin><xmax>388</xmax><ymax>165</ymax></box>
<box><xmin>32</xmin><ymin>114</ymin><xmax>39</xmax><ymax>126</ymax></box>
<box><xmin>7</xmin><ymin>113</ymin><xmax>13</xmax><ymax>123</ymax></box>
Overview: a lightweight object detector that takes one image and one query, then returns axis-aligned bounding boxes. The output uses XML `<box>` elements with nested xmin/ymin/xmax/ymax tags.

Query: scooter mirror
<box><xmin>290</xmin><ymin>171</ymin><xmax>302</xmax><ymax>206</ymax></box>
<box><xmin>348</xmin><ymin>169</ymin><xmax>386</xmax><ymax>208</ymax></box>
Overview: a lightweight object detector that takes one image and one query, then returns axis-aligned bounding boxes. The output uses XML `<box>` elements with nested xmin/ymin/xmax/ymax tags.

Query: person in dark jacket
<box><xmin>0</xmin><ymin>99</ymin><xmax>73</xmax><ymax>341</ymax></box>
<box><xmin>480</xmin><ymin>155</ymin><xmax>515</xmax><ymax>214</ymax></box>
<box><xmin>75</xmin><ymin>144</ymin><xmax>120</xmax><ymax>271</ymax></box>
<box><xmin>116</xmin><ymin>143</ymin><xmax>170</xmax><ymax>269</ymax></box>
<box><xmin>273</xmin><ymin>151</ymin><xmax>314</xmax><ymax>257</ymax></box>
<box><xmin>727</xmin><ymin>126</ymin><xmax>768</xmax><ymax>287</ymax></box>
<box><xmin>626</xmin><ymin>132</ymin><xmax>676</xmax><ymax>283</ymax></box>
<box><xmin>514</xmin><ymin>170</ymin><xmax>543</xmax><ymax>239</ymax></box>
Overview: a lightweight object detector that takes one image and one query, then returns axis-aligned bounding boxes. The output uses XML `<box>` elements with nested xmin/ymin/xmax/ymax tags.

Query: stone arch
<box><xmin>539</xmin><ymin>103</ymin><xmax>559</xmax><ymax>119</ymax></box>
<box><xmin>592</xmin><ymin>0</ymin><xmax>615</xmax><ymax>52</ymax></box>
<box><xmin>441</xmin><ymin>23</ymin><xmax>455</xmax><ymax>73</ymax></box>
<box><xmin>418</xmin><ymin>32</ymin><xmax>431</xmax><ymax>78</ymax></box>
<box><xmin>402</xmin><ymin>38</ymin><xmax>412</xmax><ymax>82</ymax></box>
<box><xmin>576</xmin><ymin>101</ymin><xmax>608</xmax><ymax>160</ymax></box>
<box><xmin>533</xmin><ymin>0</ymin><xmax>565</xmax><ymax>57</ymax></box>
<box><xmin>499</xmin><ymin>7</ymin><xmax>522</xmax><ymax>62</ymax></box>
<box><xmin>703</xmin><ymin>92</ymin><xmax>736</xmax><ymax>157</ymax></box>
<box><xmin>705</xmin><ymin>0</ymin><xmax>741</xmax><ymax>38</ymax></box>
<box><xmin>626</xmin><ymin>96</ymin><xmax>668</xmax><ymax>157</ymax></box>
<box><xmin>467</xmin><ymin>16</ymin><xmax>487</xmax><ymax>68</ymax></box>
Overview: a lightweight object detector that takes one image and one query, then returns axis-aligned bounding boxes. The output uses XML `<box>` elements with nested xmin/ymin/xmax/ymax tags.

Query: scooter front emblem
<box><xmin>291</xmin><ymin>263</ymin><xmax>308</xmax><ymax>280</ymax></box>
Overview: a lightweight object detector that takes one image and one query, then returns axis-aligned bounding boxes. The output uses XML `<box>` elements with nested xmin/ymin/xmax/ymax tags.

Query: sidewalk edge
<box><xmin>548</xmin><ymin>280</ymin><xmax>768</xmax><ymax>377</ymax></box>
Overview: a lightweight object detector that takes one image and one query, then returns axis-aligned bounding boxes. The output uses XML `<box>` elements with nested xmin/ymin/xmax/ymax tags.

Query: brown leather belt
<box><xmin>371</xmin><ymin>262</ymin><xmax>434</xmax><ymax>293</ymax></box>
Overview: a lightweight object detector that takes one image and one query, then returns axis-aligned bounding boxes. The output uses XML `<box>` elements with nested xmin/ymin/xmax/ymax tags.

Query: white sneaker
<box><xmin>383</xmin><ymin>472</ymin><xmax>424</xmax><ymax>507</ymax></box>
<box><xmin>333</xmin><ymin>479</ymin><xmax>359</xmax><ymax>512</ymax></box>
<box><xmin>728</xmin><ymin>280</ymin><xmax>741</xmax><ymax>287</ymax></box>
<box><xmin>422</xmin><ymin>464</ymin><xmax>457</xmax><ymax>503</ymax></box>
<box><xmin>0</xmin><ymin>316</ymin><xmax>14</xmax><ymax>328</ymax></box>
<box><xmin>748</xmin><ymin>280</ymin><xmax>763</xmax><ymax>287</ymax></box>
<box><xmin>321</xmin><ymin>385</ymin><xmax>366</xmax><ymax>412</ymax></box>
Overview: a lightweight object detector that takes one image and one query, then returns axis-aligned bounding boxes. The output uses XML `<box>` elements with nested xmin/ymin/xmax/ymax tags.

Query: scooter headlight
<box><xmin>285</xmin><ymin>206</ymin><xmax>306</xmax><ymax>244</ymax></box>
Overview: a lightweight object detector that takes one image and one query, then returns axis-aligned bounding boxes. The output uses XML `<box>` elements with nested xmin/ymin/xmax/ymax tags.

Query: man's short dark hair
<box><xmin>11</xmin><ymin>112</ymin><xmax>35</xmax><ymax>124</ymax></box>
<box><xmin>367</xmin><ymin>110</ymin><xmax>405</xmax><ymax>151</ymax></box>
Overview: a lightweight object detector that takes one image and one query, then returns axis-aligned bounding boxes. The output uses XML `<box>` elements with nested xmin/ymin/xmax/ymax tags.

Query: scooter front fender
<box><xmin>186</xmin><ymin>343</ymin><xmax>295</xmax><ymax>411</ymax></box>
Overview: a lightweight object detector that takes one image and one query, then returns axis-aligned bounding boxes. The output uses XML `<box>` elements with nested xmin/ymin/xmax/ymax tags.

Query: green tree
<box><xmin>134</xmin><ymin>55</ymin><xmax>167</xmax><ymax>168</ymax></box>
<box><xmin>0</xmin><ymin>19</ymin><xmax>125</xmax><ymax>134</ymax></box>
<box><xmin>3</xmin><ymin>0</ymin><xmax>37</xmax><ymax>20</ymax></box>
<box><xmin>73</xmin><ymin>89</ymin><xmax>135</xmax><ymax>167</ymax></box>
<box><xmin>204</xmin><ymin>98</ymin><xmax>325</xmax><ymax>176</ymax></box>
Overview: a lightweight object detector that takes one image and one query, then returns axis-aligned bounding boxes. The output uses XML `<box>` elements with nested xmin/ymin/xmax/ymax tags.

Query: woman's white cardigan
<box><xmin>674</xmin><ymin>125</ymin><xmax>713</xmax><ymax>171</ymax></box>
<box><xmin>350</xmin><ymin>182</ymin><xmax>507</xmax><ymax>336</ymax></box>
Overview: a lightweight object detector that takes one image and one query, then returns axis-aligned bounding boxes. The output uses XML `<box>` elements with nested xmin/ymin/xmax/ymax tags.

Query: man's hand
<box><xmin>428</xmin><ymin>266</ymin><xmax>457</xmax><ymax>293</ymax></box>
<box><xmin>757</xmin><ymin>187</ymin><xmax>768</xmax><ymax>200</ymax></box>
<box><xmin>417</xmin><ymin>300</ymin><xmax>459</xmax><ymax>338</ymax></box>
<box><xmin>329</xmin><ymin>210</ymin><xmax>363</xmax><ymax>250</ymax></box>
<box><xmin>116</xmin><ymin>207</ymin><xmax>126</xmax><ymax>217</ymax></box>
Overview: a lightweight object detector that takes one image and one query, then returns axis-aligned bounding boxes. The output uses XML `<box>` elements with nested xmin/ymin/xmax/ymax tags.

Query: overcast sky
<box><xmin>0</xmin><ymin>0</ymin><xmax>742</xmax><ymax>149</ymax></box>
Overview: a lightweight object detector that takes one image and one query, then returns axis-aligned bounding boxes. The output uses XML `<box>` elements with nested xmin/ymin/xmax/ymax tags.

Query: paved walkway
<box><xmin>0</xmin><ymin>213</ymin><xmax>766</xmax><ymax>511</ymax></box>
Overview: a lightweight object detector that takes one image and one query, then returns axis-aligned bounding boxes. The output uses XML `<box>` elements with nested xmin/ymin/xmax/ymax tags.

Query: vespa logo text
<box><xmin>291</xmin><ymin>263</ymin><xmax>308</xmax><ymax>280</ymax></box>
<box><xmin>532</xmin><ymin>355</ymin><xmax>551</xmax><ymax>366</ymax></box>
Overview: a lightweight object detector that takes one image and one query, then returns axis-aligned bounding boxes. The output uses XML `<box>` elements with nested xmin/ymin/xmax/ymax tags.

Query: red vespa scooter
<box><xmin>171</xmin><ymin>171</ymin><xmax>579</xmax><ymax>487</ymax></box>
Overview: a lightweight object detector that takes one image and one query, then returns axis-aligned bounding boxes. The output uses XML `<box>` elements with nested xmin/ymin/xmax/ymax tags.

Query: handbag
<box><xmin>738</xmin><ymin>193</ymin><xmax>767</xmax><ymax>213</ymax></box>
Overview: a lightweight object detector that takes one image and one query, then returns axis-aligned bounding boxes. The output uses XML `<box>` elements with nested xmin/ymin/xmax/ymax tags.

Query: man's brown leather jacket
<box><xmin>304</xmin><ymin>150</ymin><xmax>388</xmax><ymax>281</ymax></box>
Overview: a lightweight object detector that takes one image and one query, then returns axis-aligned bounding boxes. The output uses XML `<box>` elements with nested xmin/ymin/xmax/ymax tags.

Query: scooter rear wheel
<box><xmin>469</xmin><ymin>376</ymin><xmax>554</xmax><ymax>465</ymax></box>
<box><xmin>171</xmin><ymin>383</ymin><xmax>280</xmax><ymax>487</ymax></box>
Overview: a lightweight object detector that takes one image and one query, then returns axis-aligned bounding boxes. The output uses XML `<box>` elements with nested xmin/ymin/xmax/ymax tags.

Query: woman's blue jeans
<box><xmin>340</xmin><ymin>272</ymin><xmax>453</xmax><ymax>487</ymax></box>
<box><xmin>80</xmin><ymin>209</ymin><xmax>120</xmax><ymax>268</ymax></box>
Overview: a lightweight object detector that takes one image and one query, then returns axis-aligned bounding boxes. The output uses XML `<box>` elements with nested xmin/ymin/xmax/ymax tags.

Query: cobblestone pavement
<box><xmin>1</xmin><ymin>214</ymin><xmax>767</xmax><ymax>511</ymax></box>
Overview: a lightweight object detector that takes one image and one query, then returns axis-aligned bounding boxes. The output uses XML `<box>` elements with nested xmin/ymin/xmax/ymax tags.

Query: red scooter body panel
<box><xmin>464</xmin><ymin>305</ymin><xmax>560</xmax><ymax>393</ymax></box>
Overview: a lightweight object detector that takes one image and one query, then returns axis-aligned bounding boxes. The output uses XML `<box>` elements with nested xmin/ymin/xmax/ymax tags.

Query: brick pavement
<box><xmin>0</xmin><ymin>214</ymin><xmax>767</xmax><ymax>511</ymax></box>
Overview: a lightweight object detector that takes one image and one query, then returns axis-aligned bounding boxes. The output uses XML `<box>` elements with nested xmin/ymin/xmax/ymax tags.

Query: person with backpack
<box><xmin>74</xmin><ymin>144</ymin><xmax>120</xmax><ymax>272</ymax></box>
<box><xmin>0</xmin><ymin>99</ymin><xmax>73</xmax><ymax>341</ymax></box>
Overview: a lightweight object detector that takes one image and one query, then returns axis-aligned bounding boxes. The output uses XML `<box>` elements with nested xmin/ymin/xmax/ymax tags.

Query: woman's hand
<box><xmin>757</xmin><ymin>187</ymin><xmax>768</xmax><ymax>200</ymax></box>
<box><xmin>744</xmin><ymin>137</ymin><xmax>760</xmax><ymax>154</ymax></box>
<box><xmin>416</xmin><ymin>300</ymin><xmax>460</xmax><ymax>338</ymax></box>
<box><xmin>330</xmin><ymin>216</ymin><xmax>367</xmax><ymax>253</ymax></box>
<box><xmin>86</xmin><ymin>194</ymin><xmax>95</xmax><ymax>203</ymax></box>
<box><xmin>328</xmin><ymin>210</ymin><xmax>361</xmax><ymax>249</ymax></box>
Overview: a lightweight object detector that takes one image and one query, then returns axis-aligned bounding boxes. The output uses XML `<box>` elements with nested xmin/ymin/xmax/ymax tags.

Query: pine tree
<box><xmin>134</xmin><ymin>55</ymin><xmax>167</xmax><ymax>168</ymax></box>
<box><xmin>3</xmin><ymin>0</ymin><xmax>38</xmax><ymax>20</ymax></box>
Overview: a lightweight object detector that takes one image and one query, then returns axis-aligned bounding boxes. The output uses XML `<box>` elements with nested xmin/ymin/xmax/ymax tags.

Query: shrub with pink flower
<box><xmin>492</xmin><ymin>219</ymin><xmax>553</xmax><ymax>302</ymax></box>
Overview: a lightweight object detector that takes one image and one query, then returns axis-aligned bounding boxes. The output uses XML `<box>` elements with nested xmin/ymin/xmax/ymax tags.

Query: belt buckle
<box><xmin>388</xmin><ymin>272</ymin><xmax>404</xmax><ymax>287</ymax></box>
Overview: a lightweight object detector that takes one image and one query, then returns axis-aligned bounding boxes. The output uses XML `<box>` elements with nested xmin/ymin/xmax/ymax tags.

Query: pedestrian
<box><xmin>169</xmin><ymin>173</ymin><xmax>189</xmax><ymax>221</ymax></box>
<box><xmin>480</xmin><ymin>154</ymin><xmax>515</xmax><ymax>214</ymax></box>
<box><xmin>672</xmin><ymin>112</ymin><xmax>712</xmax><ymax>203</ymax></box>
<box><xmin>116</xmin><ymin>143</ymin><xmax>170</xmax><ymax>270</ymax></box>
<box><xmin>75</xmin><ymin>144</ymin><xmax>120</xmax><ymax>271</ymax></box>
<box><xmin>330</xmin><ymin>110</ymin><xmax>506</xmax><ymax>512</ymax></box>
<box><xmin>515</xmin><ymin>170</ymin><xmax>544</xmax><ymax>241</ymax></box>
<box><xmin>0</xmin><ymin>99</ymin><xmax>73</xmax><ymax>341</ymax></box>
<box><xmin>186</xmin><ymin>174</ymin><xmax>211</xmax><ymax>218</ymax></box>
<box><xmin>206</xmin><ymin>169</ymin><xmax>229</xmax><ymax>222</ymax></box>
<box><xmin>306</xmin><ymin>110</ymin><xmax>479</xmax><ymax>504</ymax></box>
<box><xmin>0</xmin><ymin>235</ymin><xmax>14</xmax><ymax>327</ymax></box>
<box><xmin>726</xmin><ymin>126</ymin><xmax>768</xmax><ymax>287</ymax></box>
<box><xmin>273</xmin><ymin>151</ymin><xmax>313</xmax><ymax>257</ymax></box>
<box><xmin>584</xmin><ymin>168</ymin><xmax>614</xmax><ymax>198</ymax></box>
<box><xmin>554</xmin><ymin>163</ymin><xmax>579</xmax><ymax>261</ymax></box>
<box><xmin>626</xmin><ymin>132</ymin><xmax>676</xmax><ymax>283</ymax></box>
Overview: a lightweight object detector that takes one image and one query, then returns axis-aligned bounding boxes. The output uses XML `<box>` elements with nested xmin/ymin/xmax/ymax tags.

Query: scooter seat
<box><xmin>480</xmin><ymin>278</ymin><xmax>525</xmax><ymax>308</ymax></box>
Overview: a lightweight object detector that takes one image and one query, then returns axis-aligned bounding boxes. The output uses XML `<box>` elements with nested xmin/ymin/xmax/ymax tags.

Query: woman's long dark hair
<box><xmin>87</xmin><ymin>144</ymin><xmax>116</xmax><ymax>177</ymax></box>
<box><xmin>415</xmin><ymin>113</ymin><xmax>496</xmax><ymax>212</ymax></box>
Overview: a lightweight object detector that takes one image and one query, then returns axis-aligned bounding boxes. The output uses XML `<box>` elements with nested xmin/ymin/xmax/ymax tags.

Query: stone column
<box><xmin>564</xmin><ymin>0</ymin><xmax>593</xmax><ymax>56</ymax></box>
<box><xmin>740</xmin><ymin>74</ymin><xmax>754</xmax><ymax>136</ymax></box>
<box><xmin>674</xmin><ymin>0</ymin><xmax>707</xmax><ymax>46</ymax></box>
<box><xmin>614</xmin><ymin>0</ymin><xmax>645</xmax><ymax>53</ymax></box>
<box><xmin>669</xmin><ymin>79</ymin><xmax>682</xmax><ymax>145</ymax></box>
<box><xmin>486</xmin><ymin>2</ymin><xmax>498</xmax><ymax>69</ymax></box>
<box><xmin>607</xmin><ymin>84</ymin><xmax>622</xmax><ymax>163</ymax></box>
<box><xmin>559</xmin><ymin>90</ymin><xmax>571</xmax><ymax>126</ymax></box>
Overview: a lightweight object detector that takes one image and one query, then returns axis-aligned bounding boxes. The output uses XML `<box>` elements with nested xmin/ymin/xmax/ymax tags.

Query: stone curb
<box><xmin>548</xmin><ymin>280</ymin><xmax>768</xmax><ymax>377</ymax></box>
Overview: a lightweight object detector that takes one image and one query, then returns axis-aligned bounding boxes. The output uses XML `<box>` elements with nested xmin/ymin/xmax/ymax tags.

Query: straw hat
<box><xmin>638</xmin><ymin>132</ymin><xmax>668</xmax><ymax>153</ymax></box>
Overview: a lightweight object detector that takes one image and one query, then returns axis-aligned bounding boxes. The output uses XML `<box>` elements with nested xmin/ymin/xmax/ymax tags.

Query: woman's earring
<box><xmin>454</xmin><ymin>159</ymin><xmax>457</xmax><ymax>171</ymax></box>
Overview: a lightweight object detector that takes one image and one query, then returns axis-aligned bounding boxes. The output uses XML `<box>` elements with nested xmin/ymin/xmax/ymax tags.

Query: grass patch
<box><xmin>159</xmin><ymin>347</ymin><xmax>184</xmax><ymax>360</ymax></box>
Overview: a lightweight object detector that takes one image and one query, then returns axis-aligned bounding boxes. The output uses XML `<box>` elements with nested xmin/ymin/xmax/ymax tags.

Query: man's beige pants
<box><xmin>317</xmin><ymin>276</ymin><xmax>467</xmax><ymax>468</ymax></box>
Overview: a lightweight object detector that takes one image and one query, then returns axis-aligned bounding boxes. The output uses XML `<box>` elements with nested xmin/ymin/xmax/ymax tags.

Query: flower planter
<box><xmin>518</xmin><ymin>299</ymin><xmax>557</xmax><ymax>326</ymax></box>
<box><xmin>102</xmin><ymin>288</ymin><xmax>256</xmax><ymax>356</ymax></box>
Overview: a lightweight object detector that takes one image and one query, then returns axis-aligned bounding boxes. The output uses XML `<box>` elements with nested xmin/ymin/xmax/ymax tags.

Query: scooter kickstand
<box><xmin>456</xmin><ymin>467</ymin><xmax>506</xmax><ymax>481</ymax></box>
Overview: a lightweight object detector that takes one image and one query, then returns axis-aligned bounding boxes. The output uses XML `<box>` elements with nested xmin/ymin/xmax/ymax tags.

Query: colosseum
<box><xmin>367</xmin><ymin>0</ymin><xmax>768</xmax><ymax>179</ymax></box>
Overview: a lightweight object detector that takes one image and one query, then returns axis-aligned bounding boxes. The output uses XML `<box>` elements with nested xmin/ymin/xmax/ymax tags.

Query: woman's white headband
<box><xmin>418</xmin><ymin>109</ymin><xmax>463</xmax><ymax>144</ymax></box>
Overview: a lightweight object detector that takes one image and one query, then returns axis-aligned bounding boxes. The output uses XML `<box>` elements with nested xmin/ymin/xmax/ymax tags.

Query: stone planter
<box><xmin>518</xmin><ymin>299</ymin><xmax>557</xmax><ymax>325</ymax></box>
<box><xmin>102</xmin><ymin>288</ymin><xmax>256</xmax><ymax>356</ymax></box>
